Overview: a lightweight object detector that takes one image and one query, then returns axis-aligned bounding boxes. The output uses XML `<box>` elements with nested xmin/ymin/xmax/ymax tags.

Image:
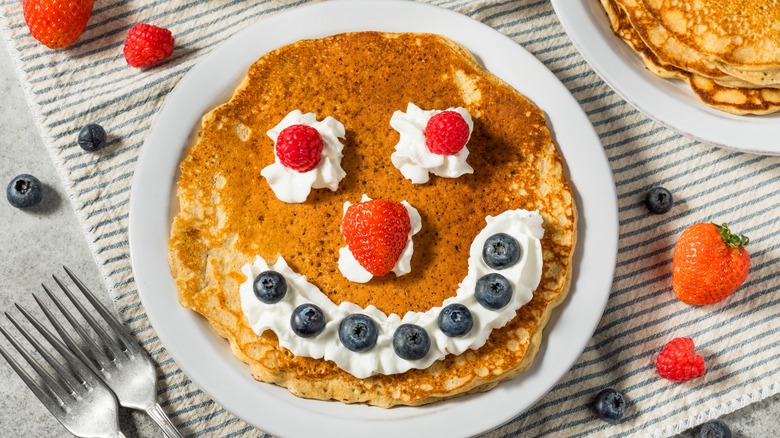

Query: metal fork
<box><xmin>38</xmin><ymin>267</ymin><xmax>183</xmax><ymax>438</ymax></box>
<box><xmin>0</xmin><ymin>305</ymin><xmax>125</xmax><ymax>437</ymax></box>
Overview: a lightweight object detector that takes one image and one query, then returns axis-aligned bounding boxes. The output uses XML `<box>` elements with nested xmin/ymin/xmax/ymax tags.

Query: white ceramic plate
<box><xmin>550</xmin><ymin>0</ymin><xmax>780</xmax><ymax>155</ymax></box>
<box><xmin>129</xmin><ymin>1</ymin><xmax>617</xmax><ymax>437</ymax></box>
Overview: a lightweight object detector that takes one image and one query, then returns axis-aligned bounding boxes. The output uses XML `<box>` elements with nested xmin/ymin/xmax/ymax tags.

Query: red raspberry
<box><xmin>342</xmin><ymin>200</ymin><xmax>411</xmax><ymax>276</ymax></box>
<box><xmin>656</xmin><ymin>337</ymin><xmax>706</xmax><ymax>382</ymax></box>
<box><xmin>124</xmin><ymin>23</ymin><xmax>175</xmax><ymax>68</ymax></box>
<box><xmin>424</xmin><ymin>111</ymin><xmax>470</xmax><ymax>155</ymax></box>
<box><xmin>275</xmin><ymin>125</ymin><xmax>324</xmax><ymax>172</ymax></box>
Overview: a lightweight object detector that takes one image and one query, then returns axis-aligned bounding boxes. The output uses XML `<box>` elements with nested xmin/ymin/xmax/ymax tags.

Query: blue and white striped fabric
<box><xmin>2</xmin><ymin>0</ymin><xmax>779</xmax><ymax>436</ymax></box>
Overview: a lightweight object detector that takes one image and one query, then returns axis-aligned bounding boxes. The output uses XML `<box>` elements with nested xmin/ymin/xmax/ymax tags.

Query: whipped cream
<box><xmin>337</xmin><ymin>194</ymin><xmax>422</xmax><ymax>283</ymax></box>
<box><xmin>389</xmin><ymin>103</ymin><xmax>474</xmax><ymax>184</ymax></box>
<box><xmin>260</xmin><ymin>110</ymin><xmax>346</xmax><ymax>203</ymax></box>
<box><xmin>239</xmin><ymin>209</ymin><xmax>544</xmax><ymax>378</ymax></box>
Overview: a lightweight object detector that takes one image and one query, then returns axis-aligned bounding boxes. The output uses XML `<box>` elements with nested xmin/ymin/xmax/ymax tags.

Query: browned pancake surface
<box><xmin>169</xmin><ymin>32</ymin><xmax>575</xmax><ymax>407</ymax></box>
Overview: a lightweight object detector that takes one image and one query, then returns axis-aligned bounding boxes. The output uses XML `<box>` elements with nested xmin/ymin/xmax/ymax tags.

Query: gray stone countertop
<box><xmin>0</xmin><ymin>37</ymin><xmax>777</xmax><ymax>438</ymax></box>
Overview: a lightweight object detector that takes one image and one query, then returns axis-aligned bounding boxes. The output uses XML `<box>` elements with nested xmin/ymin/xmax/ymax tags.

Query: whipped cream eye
<box><xmin>261</xmin><ymin>110</ymin><xmax>347</xmax><ymax>203</ymax></box>
<box><xmin>389</xmin><ymin>102</ymin><xmax>475</xmax><ymax>184</ymax></box>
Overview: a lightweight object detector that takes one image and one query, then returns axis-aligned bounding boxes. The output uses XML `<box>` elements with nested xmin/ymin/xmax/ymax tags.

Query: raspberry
<box><xmin>342</xmin><ymin>200</ymin><xmax>411</xmax><ymax>276</ymax></box>
<box><xmin>656</xmin><ymin>337</ymin><xmax>706</xmax><ymax>382</ymax></box>
<box><xmin>275</xmin><ymin>124</ymin><xmax>324</xmax><ymax>172</ymax></box>
<box><xmin>124</xmin><ymin>23</ymin><xmax>175</xmax><ymax>68</ymax></box>
<box><xmin>424</xmin><ymin>111</ymin><xmax>470</xmax><ymax>155</ymax></box>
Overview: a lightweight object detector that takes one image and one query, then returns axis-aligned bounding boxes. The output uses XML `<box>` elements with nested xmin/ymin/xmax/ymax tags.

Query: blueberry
<box><xmin>392</xmin><ymin>324</ymin><xmax>430</xmax><ymax>360</ymax></box>
<box><xmin>592</xmin><ymin>388</ymin><xmax>626</xmax><ymax>423</ymax></box>
<box><xmin>482</xmin><ymin>233</ymin><xmax>521</xmax><ymax>270</ymax></box>
<box><xmin>253</xmin><ymin>270</ymin><xmax>287</xmax><ymax>304</ymax></box>
<box><xmin>475</xmin><ymin>273</ymin><xmax>513</xmax><ymax>310</ymax></box>
<box><xmin>338</xmin><ymin>314</ymin><xmax>378</xmax><ymax>352</ymax></box>
<box><xmin>645</xmin><ymin>187</ymin><xmax>673</xmax><ymax>214</ymax></box>
<box><xmin>290</xmin><ymin>303</ymin><xmax>325</xmax><ymax>338</ymax></box>
<box><xmin>6</xmin><ymin>174</ymin><xmax>42</xmax><ymax>209</ymax></box>
<box><xmin>438</xmin><ymin>303</ymin><xmax>473</xmax><ymax>337</ymax></box>
<box><xmin>698</xmin><ymin>420</ymin><xmax>732</xmax><ymax>438</ymax></box>
<box><xmin>77</xmin><ymin>123</ymin><xmax>107</xmax><ymax>152</ymax></box>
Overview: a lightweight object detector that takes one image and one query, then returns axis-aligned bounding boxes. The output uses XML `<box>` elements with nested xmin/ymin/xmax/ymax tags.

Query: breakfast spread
<box><xmin>168</xmin><ymin>31</ymin><xmax>576</xmax><ymax>407</ymax></box>
<box><xmin>600</xmin><ymin>0</ymin><xmax>780</xmax><ymax>115</ymax></box>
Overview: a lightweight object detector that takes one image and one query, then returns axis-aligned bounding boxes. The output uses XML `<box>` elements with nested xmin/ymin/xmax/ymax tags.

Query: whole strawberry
<box><xmin>672</xmin><ymin>223</ymin><xmax>750</xmax><ymax>306</ymax></box>
<box><xmin>124</xmin><ymin>23</ymin><xmax>175</xmax><ymax>68</ymax></box>
<box><xmin>656</xmin><ymin>337</ymin><xmax>706</xmax><ymax>382</ymax></box>
<box><xmin>23</xmin><ymin>0</ymin><xmax>93</xmax><ymax>49</ymax></box>
<box><xmin>342</xmin><ymin>200</ymin><xmax>411</xmax><ymax>276</ymax></box>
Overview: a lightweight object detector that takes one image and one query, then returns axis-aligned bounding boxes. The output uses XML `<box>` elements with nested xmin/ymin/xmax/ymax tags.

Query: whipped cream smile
<box><xmin>240</xmin><ymin>209</ymin><xmax>544</xmax><ymax>378</ymax></box>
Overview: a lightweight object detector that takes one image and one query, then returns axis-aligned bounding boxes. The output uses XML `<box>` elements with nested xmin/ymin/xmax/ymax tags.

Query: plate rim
<box><xmin>550</xmin><ymin>0</ymin><xmax>780</xmax><ymax>155</ymax></box>
<box><xmin>128</xmin><ymin>1</ymin><xmax>618</xmax><ymax>437</ymax></box>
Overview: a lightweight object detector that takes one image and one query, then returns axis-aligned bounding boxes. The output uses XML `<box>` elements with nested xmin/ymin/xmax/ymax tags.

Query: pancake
<box><xmin>168</xmin><ymin>32</ymin><xmax>576</xmax><ymax>407</ymax></box>
<box><xmin>603</xmin><ymin>0</ymin><xmax>780</xmax><ymax>115</ymax></box>
<box><xmin>641</xmin><ymin>0</ymin><xmax>780</xmax><ymax>69</ymax></box>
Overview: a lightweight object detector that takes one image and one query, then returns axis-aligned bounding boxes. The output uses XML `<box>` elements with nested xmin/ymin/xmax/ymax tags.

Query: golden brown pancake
<box><xmin>603</xmin><ymin>0</ymin><xmax>780</xmax><ymax>115</ymax></box>
<box><xmin>169</xmin><ymin>32</ymin><xmax>576</xmax><ymax>407</ymax></box>
<box><xmin>641</xmin><ymin>0</ymin><xmax>780</xmax><ymax>70</ymax></box>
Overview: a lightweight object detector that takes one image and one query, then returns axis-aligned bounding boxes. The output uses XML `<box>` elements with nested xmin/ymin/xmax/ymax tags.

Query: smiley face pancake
<box><xmin>168</xmin><ymin>32</ymin><xmax>576</xmax><ymax>407</ymax></box>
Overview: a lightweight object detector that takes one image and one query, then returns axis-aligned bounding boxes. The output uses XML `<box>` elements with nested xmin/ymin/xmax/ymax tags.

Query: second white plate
<box><xmin>129</xmin><ymin>1</ymin><xmax>618</xmax><ymax>437</ymax></box>
<box><xmin>551</xmin><ymin>0</ymin><xmax>780</xmax><ymax>155</ymax></box>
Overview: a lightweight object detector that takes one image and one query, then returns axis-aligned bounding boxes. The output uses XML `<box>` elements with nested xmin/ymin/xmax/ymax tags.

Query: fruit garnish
<box><xmin>438</xmin><ymin>303</ymin><xmax>473</xmax><ymax>337</ymax></box>
<box><xmin>482</xmin><ymin>233</ymin><xmax>521</xmax><ymax>269</ymax></box>
<box><xmin>392</xmin><ymin>324</ymin><xmax>430</xmax><ymax>360</ymax></box>
<box><xmin>424</xmin><ymin>110</ymin><xmax>470</xmax><ymax>155</ymax></box>
<box><xmin>645</xmin><ymin>186</ymin><xmax>673</xmax><ymax>214</ymax></box>
<box><xmin>475</xmin><ymin>273</ymin><xmax>513</xmax><ymax>310</ymax></box>
<box><xmin>23</xmin><ymin>0</ymin><xmax>93</xmax><ymax>49</ymax></box>
<box><xmin>252</xmin><ymin>270</ymin><xmax>287</xmax><ymax>304</ymax></box>
<box><xmin>123</xmin><ymin>23</ymin><xmax>175</xmax><ymax>68</ymax></box>
<box><xmin>6</xmin><ymin>174</ymin><xmax>43</xmax><ymax>209</ymax></box>
<box><xmin>698</xmin><ymin>420</ymin><xmax>732</xmax><ymax>438</ymax></box>
<box><xmin>592</xmin><ymin>388</ymin><xmax>626</xmax><ymax>423</ymax></box>
<box><xmin>342</xmin><ymin>199</ymin><xmax>411</xmax><ymax>276</ymax></box>
<box><xmin>656</xmin><ymin>337</ymin><xmax>706</xmax><ymax>382</ymax></box>
<box><xmin>275</xmin><ymin>124</ymin><xmax>324</xmax><ymax>172</ymax></box>
<box><xmin>338</xmin><ymin>314</ymin><xmax>378</xmax><ymax>352</ymax></box>
<box><xmin>290</xmin><ymin>303</ymin><xmax>325</xmax><ymax>338</ymax></box>
<box><xmin>77</xmin><ymin>123</ymin><xmax>107</xmax><ymax>152</ymax></box>
<box><xmin>672</xmin><ymin>222</ymin><xmax>750</xmax><ymax>305</ymax></box>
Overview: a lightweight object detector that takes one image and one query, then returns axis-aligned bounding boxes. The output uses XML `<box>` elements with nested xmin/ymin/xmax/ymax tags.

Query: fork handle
<box><xmin>146</xmin><ymin>403</ymin><xmax>184</xmax><ymax>438</ymax></box>
<box><xmin>111</xmin><ymin>432</ymin><xmax>127</xmax><ymax>438</ymax></box>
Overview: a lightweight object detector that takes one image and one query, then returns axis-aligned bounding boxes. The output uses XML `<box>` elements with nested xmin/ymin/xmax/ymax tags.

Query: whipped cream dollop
<box><xmin>260</xmin><ymin>110</ymin><xmax>346</xmax><ymax>203</ymax></box>
<box><xmin>389</xmin><ymin>103</ymin><xmax>474</xmax><ymax>184</ymax></box>
<box><xmin>239</xmin><ymin>209</ymin><xmax>544</xmax><ymax>378</ymax></box>
<box><xmin>337</xmin><ymin>194</ymin><xmax>422</xmax><ymax>283</ymax></box>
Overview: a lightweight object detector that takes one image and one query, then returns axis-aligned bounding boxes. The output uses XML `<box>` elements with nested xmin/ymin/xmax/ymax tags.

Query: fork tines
<box><xmin>0</xmin><ymin>302</ymin><xmax>120</xmax><ymax>437</ymax></box>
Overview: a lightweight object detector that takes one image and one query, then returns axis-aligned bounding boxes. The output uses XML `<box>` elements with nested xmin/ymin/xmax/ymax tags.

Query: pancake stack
<box><xmin>169</xmin><ymin>32</ymin><xmax>576</xmax><ymax>407</ymax></box>
<box><xmin>601</xmin><ymin>0</ymin><xmax>780</xmax><ymax>115</ymax></box>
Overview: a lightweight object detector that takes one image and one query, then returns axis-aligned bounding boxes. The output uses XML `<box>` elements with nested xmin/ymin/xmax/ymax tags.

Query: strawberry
<box><xmin>22</xmin><ymin>0</ymin><xmax>93</xmax><ymax>49</ymax></box>
<box><xmin>123</xmin><ymin>23</ymin><xmax>175</xmax><ymax>68</ymax></box>
<box><xmin>424</xmin><ymin>110</ymin><xmax>470</xmax><ymax>155</ymax></box>
<box><xmin>275</xmin><ymin>124</ymin><xmax>324</xmax><ymax>172</ymax></box>
<box><xmin>342</xmin><ymin>200</ymin><xmax>411</xmax><ymax>276</ymax></box>
<box><xmin>672</xmin><ymin>222</ymin><xmax>750</xmax><ymax>306</ymax></box>
<box><xmin>656</xmin><ymin>337</ymin><xmax>706</xmax><ymax>382</ymax></box>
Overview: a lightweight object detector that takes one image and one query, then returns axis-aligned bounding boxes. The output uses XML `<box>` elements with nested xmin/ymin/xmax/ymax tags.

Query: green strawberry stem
<box><xmin>713</xmin><ymin>222</ymin><xmax>749</xmax><ymax>252</ymax></box>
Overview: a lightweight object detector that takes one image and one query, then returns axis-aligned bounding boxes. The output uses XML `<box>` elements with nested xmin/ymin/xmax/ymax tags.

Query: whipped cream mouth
<box><xmin>261</xmin><ymin>110</ymin><xmax>346</xmax><ymax>203</ymax></box>
<box><xmin>240</xmin><ymin>210</ymin><xmax>544</xmax><ymax>379</ymax></box>
<box><xmin>390</xmin><ymin>102</ymin><xmax>474</xmax><ymax>184</ymax></box>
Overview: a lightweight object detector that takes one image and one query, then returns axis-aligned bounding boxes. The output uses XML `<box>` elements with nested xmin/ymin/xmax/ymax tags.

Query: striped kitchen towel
<box><xmin>2</xmin><ymin>0</ymin><xmax>779</xmax><ymax>436</ymax></box>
